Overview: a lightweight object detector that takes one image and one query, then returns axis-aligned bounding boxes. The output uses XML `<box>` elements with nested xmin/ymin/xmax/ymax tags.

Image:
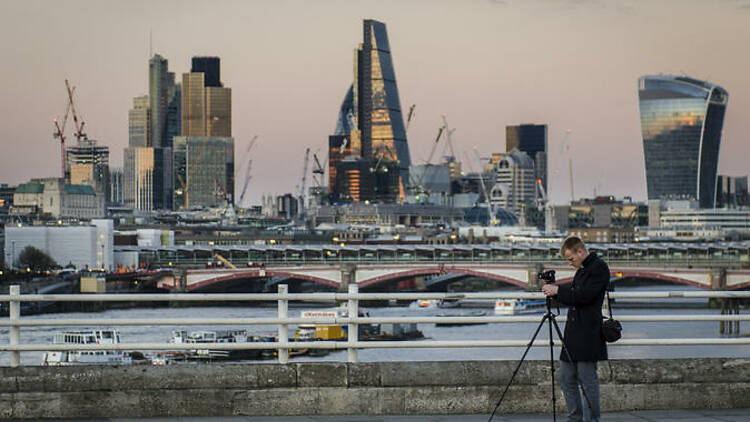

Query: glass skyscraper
<box><xmin>329</xmin><ymin>19</ymin><xmax>411</xmax><ymax>203</ymax></box>
<box><xmin>638</xmin><ymin>75</ymin><xmax>728</xmax><ymax>208</ymax></box>
<box><xmin>505</xmin><ymin>123</ymin><xmax>547</xmax><ymax>191</ymax></box>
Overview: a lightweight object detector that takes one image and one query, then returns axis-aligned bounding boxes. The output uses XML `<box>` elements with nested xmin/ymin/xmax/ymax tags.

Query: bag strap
<box><xmin>605</xmin><ymin>282</ymin><xmax>616</xmax><ymax>380</ymax></box>
<box><xmin>605</xmin><ymin>285</ymin><xmax>615</xmax><ymax>319</ymax></box>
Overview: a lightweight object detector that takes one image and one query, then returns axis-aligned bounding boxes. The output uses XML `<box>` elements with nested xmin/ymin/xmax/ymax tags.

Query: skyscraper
<box><xmin>123</xmin><ymin>53</ymin><xmax>179</xmax><ymax>211</ymax></box>
<box><xmin>172</xmin><ymin>136</ymin><xmax>234</xmax><ymax>209</ymax></box>
<box><xmin>191</xmin><ymin>57</ymin><xmax>222</xmax><ymax>88</ymax></box>
<box><xmin>506</xmin><ymin>124</ymin><xmax>547</xmax><ymax>192</ymax></box>
<box><xmin>329</xmin><ymin>19</ymin><xmax>411</xmax><ymax>204</ymax></box>
<box><xmin>181</xmin><ymin>57</ymin><xmax>231</xmax><ymax>137</ymax></box>
<box><xmin>149</xmin><ymin>54</ymin><xmax>175</xmax><ymax>148</ymax></box>
<box><xmin>638</xmin><ymin>75</ymin><xmax>728</xmax><ymax>208</ymax></box>
<box><xmin>176</xmin><ymin>56</ymin><xmax>233</xmax><ymax>209</ymax></box>
<box><xmin>128</xmin><ymin>95</ymin><xmax>150</xmax><ymax>147</ymax></box>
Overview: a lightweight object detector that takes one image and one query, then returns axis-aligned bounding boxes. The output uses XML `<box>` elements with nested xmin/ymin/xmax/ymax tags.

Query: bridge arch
<box><xmin>608</xmin><ymin>270</ymin><xmax>710</xmax><ymax>289</ymax></box>
<box><xmin>357</xmin><ymin>267</ymin><xmax>527</xmax><ymax>290</ymax></box>
<box><xmin>188</xmin><ymin>270</ymin><xmax>339</xmax><ymax>292</ymax></box>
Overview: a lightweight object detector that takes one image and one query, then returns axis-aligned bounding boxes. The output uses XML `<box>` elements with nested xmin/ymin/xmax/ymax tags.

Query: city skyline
<box><xmin>2</xmin><ymin>0</ymin><xmax>750</xmax><ymax>206</ymax></box>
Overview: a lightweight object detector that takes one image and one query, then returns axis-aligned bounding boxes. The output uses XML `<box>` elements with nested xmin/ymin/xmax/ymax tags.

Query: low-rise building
<box><xmin>11</xmin><ymin>178</ymin><xmax>105</xmax><ymax>220</ymax></box>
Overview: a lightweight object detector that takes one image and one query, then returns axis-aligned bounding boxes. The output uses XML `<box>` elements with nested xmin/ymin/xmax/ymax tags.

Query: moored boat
<box><xmin>42</xmin><ymin>329</ymin><xmax>133</xmax><ymax>366</ymax></box>
<box><xmin>494</xmin><ymin>299</ymin><xmax>546</xmax><ymax>315</ymax></box>
<box><xmin>170</xmin><ymin>329</ymin><xmax>273</xmax><ymax>361</ymax></box>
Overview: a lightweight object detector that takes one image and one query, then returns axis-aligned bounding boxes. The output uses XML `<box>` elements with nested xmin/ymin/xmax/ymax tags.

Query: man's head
<box><xmin>560</xmin><ymin>236</ymin><xmax>589</xmax><ymax>269</ymax></box>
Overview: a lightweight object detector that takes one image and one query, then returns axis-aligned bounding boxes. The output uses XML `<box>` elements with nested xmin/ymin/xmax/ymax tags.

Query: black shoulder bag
<box><xmin>602</xmin><ymin>288</ymin><xmax>622</xmax><ymax>342</ymax></box>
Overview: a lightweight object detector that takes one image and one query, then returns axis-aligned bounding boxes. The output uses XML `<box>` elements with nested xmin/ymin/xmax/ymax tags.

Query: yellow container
<box><xmin>315</xmin><ymin>325</ymin><xmax>344</xmax><ymax>340</ymax></box>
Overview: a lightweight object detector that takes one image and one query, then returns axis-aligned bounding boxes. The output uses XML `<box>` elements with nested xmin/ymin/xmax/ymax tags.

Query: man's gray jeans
<box><xmin>559</xmin><ymin>360</ymin><xmax>600</xmax><ymax>422</ymax></box>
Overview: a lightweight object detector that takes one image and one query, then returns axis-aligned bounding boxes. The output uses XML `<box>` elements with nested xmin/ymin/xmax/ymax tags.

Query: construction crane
<box><xmin>440</xmin><ymin>114</ymin><xmax>457</xmax><ymax>163</ymax></box>
<box><xmin>312</xmin><ymin>151</ymin><xmax>325</xmax><ymax>188</ymax></box>
<box><xmin>558</xmin><ymin>129</ymin><xmax>574</xmax><ymax>203</ymax></box>
<box><xmin>406</xmin><ymin>104</ymin><xmax>416</xmax><ymax>132</ymax></box>
<box><xmin>65</xmin><ymin>79</ymin><xmax>87</xmax><ymax>143</ymax></box>
<box><xmin>464</xmin><ymin>148</ymin><xmax>497</xmax><ymax>226</ymax></box>
<box><xmin>298</xmin><ymin>148</ymin><xmax>311</xmax><ymax>214</ymax></box>
<box><xmin>52</xmin><ymin>93</ymin><xmax>72</xmax><ymax>178</ymax></box>
<box><xmin>535</xmin><ymin>178</ymin><xmax>548</xmax><ymax>211</ymax></box>
<box><xmin>426</xmin><ymin>126</ymin><xmax>444</xmax><ymax>165</ymax></box>
<box><xmin>238</xmin><ymin>135</ymin><xmax>259</xmax><ymax>208</ymax></box>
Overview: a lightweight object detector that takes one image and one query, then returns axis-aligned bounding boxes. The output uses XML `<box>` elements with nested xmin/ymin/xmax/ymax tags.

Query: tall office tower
<box><xmin>123</xmin><ymin>147</ymin><xmax>155</xmax><ymax>211</ymax></box>
<box><xmin>638</xmin><ymin>75</ymin><xmax>728</xmax><ymax>208</ymax></box>
<box><xmin>166</xmin><ymin>83</ymin><xmax>181</xmax><ymax>146</ymax></box>
<box><xmin>66</xmin><ymin>139</ymin><xmax>110</xmax><ymax>200</ymax></box>
<box><xmin>149</xmin><ymin>54</ymin><xmax>175</xmax><ymax>148</ymax></box>
<box><xmin>181</xmin><ymin>57</ymin><xmax>231</xmax><ymax>137</ymax></box>
<box><xmin>506</xmin><ymin>124</ymin><xmax>547</xmax><ymax>192</ymax></box>
<box><xmin>181</xmin><ymin>73</ymin><xmax>206</xmax><ymax>136</ymax></box>
<box><xmin>109</xmin><ymin>167</ymin><xmax>123</xmax><ymax>206</ymax></box>
<box><xmin>172</xmin><ymin>136</ymin><xmax>234</xmax><ymax>209</ymax></box>
<box><xmin>490</xmin><ymin>150</ymin><xmax>536</xmax><ymax>217</ymax></box>
<box><xmin>328</xmin><ymin>19</ymin><xmax>411</xmax><ymax>203</ymax></box>
<box><xmin>128</xmin><ymin>95</ymin><xmax>150</xmax><ymax>147</ymax></box>
<box><xmin>191</xmin><ymin>57</ymin><xmax>222</xmax><ymax>87</ymax></box>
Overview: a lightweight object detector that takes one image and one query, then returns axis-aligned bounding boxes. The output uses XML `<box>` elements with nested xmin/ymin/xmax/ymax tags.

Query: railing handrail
<box><xmin>3</xmin><ymin>291</ymin><xmax>750</xmax><ymax>302</ymax></box>
<box><xmin>2</xmin><ymin>285</ymin><xmax>748</xmax><ymax>367</ymax></box>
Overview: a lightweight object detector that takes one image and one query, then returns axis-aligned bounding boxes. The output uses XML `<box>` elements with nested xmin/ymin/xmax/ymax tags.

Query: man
<box><xmin>542</xmin><ymin>236</ymin><xmax>609</xmax><ymax>422</ymax></box>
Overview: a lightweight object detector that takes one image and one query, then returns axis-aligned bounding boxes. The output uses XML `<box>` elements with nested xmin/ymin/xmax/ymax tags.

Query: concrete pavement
<box><xmin>41</xmin><ymin>408</ymin><xmax>745</xmax><ymax>421</ymax></box>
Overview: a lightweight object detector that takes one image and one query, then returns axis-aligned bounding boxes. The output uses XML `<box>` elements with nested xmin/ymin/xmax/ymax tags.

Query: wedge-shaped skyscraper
<box><xmin>638</xmin><ymin>75</ymin><xmax>728</xmax><ymax>208</ymax></box>
<box><xmin>329</xmin><ymin>19</ymin><xmax>411</xmax><ymax>203</ymax></box>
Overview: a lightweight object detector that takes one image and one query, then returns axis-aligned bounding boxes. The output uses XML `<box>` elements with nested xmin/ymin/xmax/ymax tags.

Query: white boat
<box><xmin>494</xmin><ymin>299</ymin><xmax>546</xmax><ymax>315</ymax></box>
<box><xmin>170</xmin><ymin>329</ymin><xmax>268</xmax><ymax>360</ymax></box>
<box><xmin>42</xmin><ymin>329</ymin><xmax>132</xmax><ymax>366</ymax></box>
<box><xmin>413</xmin><ymin>300</ymin><xmax>438</xmax><ymax>308</ymax></box>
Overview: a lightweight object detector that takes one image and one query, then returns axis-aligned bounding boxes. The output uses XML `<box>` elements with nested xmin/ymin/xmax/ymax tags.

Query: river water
<box><xmin>1</xmin><ymin>285</ymin><xmax>748</xmax><ymax>367</ymax></box>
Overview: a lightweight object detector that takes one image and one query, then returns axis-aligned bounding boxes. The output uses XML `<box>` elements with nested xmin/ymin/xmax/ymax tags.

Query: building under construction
<box><xmin>66</xmin><ymin>138</ymin><xmax>110</xmax><ymax>201</ymax></box>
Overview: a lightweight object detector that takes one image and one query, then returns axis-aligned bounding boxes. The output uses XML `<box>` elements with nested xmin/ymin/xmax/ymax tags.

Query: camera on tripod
<box><xmin>538</xmin><ymin>269</ymin><xmax>556</xmax><ymax>284</ymax></box>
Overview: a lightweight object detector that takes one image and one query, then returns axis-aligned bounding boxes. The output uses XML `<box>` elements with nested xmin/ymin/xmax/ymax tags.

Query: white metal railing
<box><xmin>1</xmin><ymin>284</ymin><xmax>749</xmax><ymax>367</ymax></box>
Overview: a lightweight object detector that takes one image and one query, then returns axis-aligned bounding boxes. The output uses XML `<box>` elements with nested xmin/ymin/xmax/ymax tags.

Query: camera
<box><xmin>537</xmin><ymin>269</ymin><xmax>556</xmax><ymax>284</ymax></box>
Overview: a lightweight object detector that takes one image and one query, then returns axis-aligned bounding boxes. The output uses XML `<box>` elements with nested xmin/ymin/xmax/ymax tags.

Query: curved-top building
<box><xmin>638</xmin><ymin>75</ymin><xmax>728</xmax><ymax>208</ymax></box>
<box><xmin>328</xmin><ymin>19</ymin><xmax>411</xmax><ymax>204</ymax></box>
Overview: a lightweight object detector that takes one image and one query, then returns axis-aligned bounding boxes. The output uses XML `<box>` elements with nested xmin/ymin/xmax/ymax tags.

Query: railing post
<box><xmin>9</xmin><ymin>285</ymin><xmax>21</xmax><ymax>367</ymax></box>
<box><xmin>277</xmin><ymin>284</ymin><xmax>289</xmax><ymax>364</ymax></box>
<box><xmin>347</xmin><ymin>283</ymin><xmax>359</xmax><ymax>363</ymax></box>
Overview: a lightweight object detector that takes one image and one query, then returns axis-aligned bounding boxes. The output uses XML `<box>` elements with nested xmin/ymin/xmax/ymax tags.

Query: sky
<box><xmin>1</xmin><ymin>0</ymin><xmax>749</xmax><ymax>206</ymax></box>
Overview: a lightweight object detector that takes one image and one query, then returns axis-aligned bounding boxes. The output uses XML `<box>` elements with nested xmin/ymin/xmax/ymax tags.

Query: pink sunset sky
<box><xmin>1</xmin><ymin>0</ymin><xmax>749</xmax><ymax>205</ymax></box>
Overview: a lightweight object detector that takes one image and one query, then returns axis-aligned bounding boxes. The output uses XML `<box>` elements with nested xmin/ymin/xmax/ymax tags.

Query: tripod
<box><xmin>487</xmin><ymin>295</ymin><xmax>592</xmax><ymax>422</ymax></box>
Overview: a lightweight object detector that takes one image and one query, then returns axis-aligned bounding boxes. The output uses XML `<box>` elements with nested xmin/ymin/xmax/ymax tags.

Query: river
<box><xmin>1</xmin><ymin>284</ymin><xmax>748</xmax><ymax>366</ymax></box>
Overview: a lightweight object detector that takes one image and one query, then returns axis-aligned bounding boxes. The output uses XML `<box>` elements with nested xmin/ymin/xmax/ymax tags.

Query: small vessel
<box><xmin>494</xmin><ymin>299</ymin><xmax>546</xmax><ymax>315</ymax></box>
<box><xmin>42</xmin><ymin>329</ymin><xmax>133</xmax><ymax>366</ymax></box>
<box><xmin>170</xmin><ymin>329</ymin><xmax>272</xmax><ymax>361</ymax></box>
<box><xmin>437</xmin><ymin>299</ymin><xmax>460</xmax><ymax>308</ymax></box>
<box><xmin>415</xmin><ymin>300</ymin><xmax>438</xmax><ymax>308</ymax></box>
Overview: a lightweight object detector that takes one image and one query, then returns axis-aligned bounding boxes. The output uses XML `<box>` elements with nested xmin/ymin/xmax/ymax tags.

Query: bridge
<box><xmin>176</xmin><ymin>263</ymin><xmax>750</xmax><ymax>292</ymax></box>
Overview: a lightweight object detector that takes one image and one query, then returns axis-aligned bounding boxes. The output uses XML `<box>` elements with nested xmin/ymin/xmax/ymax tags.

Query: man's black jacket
<box><xmin>555</xmin><ymin>252</ymin><xmax>609</xmax><ymax>362</ymax></box>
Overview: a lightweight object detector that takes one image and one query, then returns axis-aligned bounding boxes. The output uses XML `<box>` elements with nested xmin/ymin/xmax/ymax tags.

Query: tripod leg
<box><xmin>550</xmin><ymin>316</ymin><xmax>596</xmax><ymax>418</ymax></box>
<box><xmin>487</xmin><ymin>314</ymin><xmax>550</xmax><ymax>422</ymax></box>
<box><xmin>548</xmin><ymin>310</ymin><xmax>557</xmax><ymax>422</ymax></box>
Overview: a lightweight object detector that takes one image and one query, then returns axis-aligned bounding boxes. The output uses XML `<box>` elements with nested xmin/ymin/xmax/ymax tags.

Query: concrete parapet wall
<box><xmin>1</xmin><ymin>358</ymin><xmax>749</xmax><ymax>418</ymax></box>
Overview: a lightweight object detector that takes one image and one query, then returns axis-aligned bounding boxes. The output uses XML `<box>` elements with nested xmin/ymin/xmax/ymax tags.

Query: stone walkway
<box><xmin>44</xmin><ymin>408</ymin><xmax>745</xmax><ymax>422</ymax></box>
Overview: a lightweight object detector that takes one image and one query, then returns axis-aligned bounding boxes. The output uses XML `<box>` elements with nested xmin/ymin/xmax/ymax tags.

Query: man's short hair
<box><xmin>560</xmin><ymin>236</ymin><xmax>586</xmax><ymax>256</ymax></box>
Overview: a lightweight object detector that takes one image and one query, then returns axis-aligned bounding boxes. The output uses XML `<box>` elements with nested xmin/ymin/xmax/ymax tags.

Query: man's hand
<box><xmin>541</xmin><ymin>284</ymin><xmax>559</xmax><ymax>297</ymax></box>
